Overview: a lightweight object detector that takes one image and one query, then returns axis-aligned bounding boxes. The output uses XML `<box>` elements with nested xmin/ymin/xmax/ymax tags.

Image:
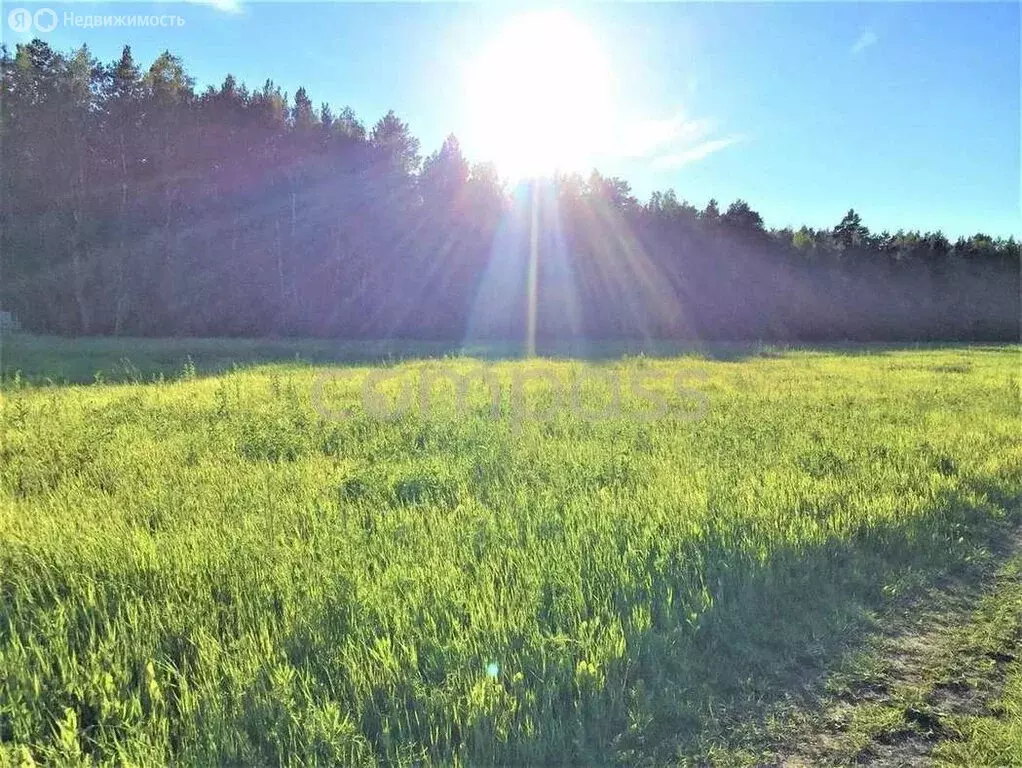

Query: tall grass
<box><xmin>1</xmin><ymin>343</ymin><xmax>1019</xmax><ymax>765</ymax></box>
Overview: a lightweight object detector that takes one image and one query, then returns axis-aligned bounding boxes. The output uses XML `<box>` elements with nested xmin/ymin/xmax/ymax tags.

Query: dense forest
<box><xmin>2</xmin><ymin>41</ymin><xmax>1019</xmax><ymax>341</ymax></box>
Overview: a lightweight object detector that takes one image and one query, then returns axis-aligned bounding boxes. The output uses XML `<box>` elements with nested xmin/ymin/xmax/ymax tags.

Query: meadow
<box><xmin>0</xmin><ymin>336</ymin><xmax>1019</xmax><ymax>766</ymax></box>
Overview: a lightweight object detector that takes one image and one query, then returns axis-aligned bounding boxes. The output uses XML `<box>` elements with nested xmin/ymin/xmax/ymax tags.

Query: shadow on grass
<box><xmin>0</xmin><ymin>334</ymin><xmax>461</xmax><ymax>386</ymax></box>
<box><xmin>436</xmin><ymin>482</ymin><xmax>1021</xmax><ymax>766</ymax></box>
<box><xmin>2</xmin><ymin>333</ymin><xmax>1011</xmax><ymax>386</ymax></box>
<box><xmin>3</xmin><ymin>465</ymin><xmax>1018</xmax><ymax>764</ymax></box>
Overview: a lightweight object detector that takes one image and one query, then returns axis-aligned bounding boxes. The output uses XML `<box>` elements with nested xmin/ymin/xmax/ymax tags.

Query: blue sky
<box><xmin>6</xmin><ymin>1</ymin><xmax>1020</xmax><ymax>238</ymax></box>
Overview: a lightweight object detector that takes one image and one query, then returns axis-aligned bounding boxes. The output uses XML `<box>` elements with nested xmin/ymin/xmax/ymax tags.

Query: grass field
<box><xmin>0</xmin><ymin>336</ymin><xmax>1019</xmax><ymax>766</ymax></box>
<box><xmin>930</xmin><ymin>554</ymin><xmax>1022</xmax><ymax>767</ymax></box>
<box><xmin>941</xmin><ymin>663</ymin><xmax>1022</xmax><ymax>766</ymax></box>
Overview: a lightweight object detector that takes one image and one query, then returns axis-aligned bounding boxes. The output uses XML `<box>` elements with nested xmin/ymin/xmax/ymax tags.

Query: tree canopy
<box><xmin>2</xmin><ymin>41</ymin><xmax>1018</xmax><ymax>341</ymax></box>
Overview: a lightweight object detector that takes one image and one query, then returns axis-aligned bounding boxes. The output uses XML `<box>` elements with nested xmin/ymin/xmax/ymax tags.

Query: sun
<box><xmin>464</xmin><ymin>11</ymin><xmax>615</xmax><ymax>181</ymax></box>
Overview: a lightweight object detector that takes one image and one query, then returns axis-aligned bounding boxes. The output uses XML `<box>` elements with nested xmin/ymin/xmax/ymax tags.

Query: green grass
<box><xmin>940</xmin><ymin>665</ymin><xmax>1022</xmax><ymax>767</ymax></box>
<box><xmin>0</xmin><ymin>337</ymin><xmax>1019</xmax><ymax>765</ymax></box>
<box><xmin>740</xmin><ymin>536</ymin><xmax>1022</xmax><ymax>767</ymax></box>
<box><xmin>932</xmin><ymin>555</ymin><xmax>1022</xmax><ymax>767</ymax></box>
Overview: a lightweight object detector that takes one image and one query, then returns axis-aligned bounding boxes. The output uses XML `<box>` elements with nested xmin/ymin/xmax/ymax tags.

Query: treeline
<box><xmin>2</xmin><ymin>40</ymin><xmax>1019</xmax><ymax>341</ymax></box>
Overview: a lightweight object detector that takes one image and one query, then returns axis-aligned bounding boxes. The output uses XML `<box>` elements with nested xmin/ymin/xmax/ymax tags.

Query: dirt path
<box><xmin>778</xmin><ymin>529</ymin><xmax>1022</xmax><ymax>767</ymax></box>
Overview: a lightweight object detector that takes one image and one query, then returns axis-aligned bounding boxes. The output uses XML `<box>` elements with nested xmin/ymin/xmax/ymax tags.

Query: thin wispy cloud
<box><xmin>620</xmin><ymin>112</ymin><xmax>713</xmax><ymax>159</ymax></box>
<box><xmin>651</xmin><ymin>136</ymin><xmax>744</xmax><ymax>171</ymax></box>
<box><xmin>614</xmin><ymin>109</ymin><xmax>741</xmax><ymax>171</ymax></box>
<box><xmin>851</xmin><ymin>28</ymin><xmax>878</xmax><ymax>54</ymax></box>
